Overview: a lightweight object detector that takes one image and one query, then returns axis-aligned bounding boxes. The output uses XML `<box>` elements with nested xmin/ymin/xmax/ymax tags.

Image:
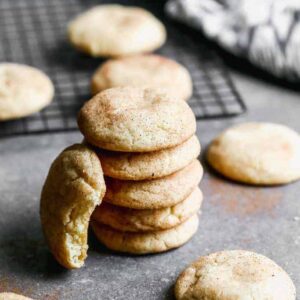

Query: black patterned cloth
<box><xmin>166</xmin><ymin>0</ymin><xmax>300</xmax><ymax>81</ymax></box>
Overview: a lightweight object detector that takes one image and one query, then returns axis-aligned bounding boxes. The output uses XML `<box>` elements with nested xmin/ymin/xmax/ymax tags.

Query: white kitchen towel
<box><xmin>166</xmin><ymin>0</ymin><xmax>300</xmax><ymax>81</ymax></box>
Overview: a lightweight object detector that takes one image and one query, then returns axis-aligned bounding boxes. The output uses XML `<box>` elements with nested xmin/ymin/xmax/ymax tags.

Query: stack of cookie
<box><xmin>78</xmin><ymin>86</ymin><xmax>203</xmax><ymax>254</ymax></box>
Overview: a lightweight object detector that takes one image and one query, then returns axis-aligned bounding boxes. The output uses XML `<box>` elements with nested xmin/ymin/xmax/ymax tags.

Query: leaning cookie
<box><xmin>207</xmin><ymin>122</ymin><xmax>300</xmax><ymax>185</ymax></box>
<box><xmin>68</xmin><ymin>5</ymin><xmax>166</xmax><ymax>57</ymax></box>
<box><xmin>91</xmin><ymin>54</ymin><xmax>193</xmax><ymax>101</ymax></box>
<box><xmin>97</xmin><ymin>135</ymin><xmax>200</xmax><ymax>180</ymax></box>
<box><xmin>175</xmin><ymin>250</ymin><xmax>296</xmax><ymax>300</ymax></box>
<box><xmin>78</xmin><ymin>87</ymin><xmax>196</xmax><ymax>152</ymax></box>
<box><xmin>40</xmin><ymin>144</ymin><xmax>106</xmax><ymax>269</ymax></box>
<box><xmin>0</xmin><ymin>63</ymin><xmax>54</xmax><ymax>121</ymax></box>
<box><xmin>92</xmin><ymin>214</ymin><xmax>199</xmax><ymax>254</ymax></box>
<box><xmin>93</xmin><ymin>187</ymin><xmax>202</xmax><ymax>232</ymax></box>
<box><xmin>104</xmin><ymin>160</ymin><xmax>203</xmax><ymax>209</ymax></box>
<box><xmin>0</xmin><ymin>293</ymin><xmax>33</xmax><ymax>300</ymax></box>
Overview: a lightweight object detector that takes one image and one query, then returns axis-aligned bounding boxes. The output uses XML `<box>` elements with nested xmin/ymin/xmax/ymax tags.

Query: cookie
<box><xmin>0</xmin><ymin>293</ymin><xmax>33</xmax><ymax>300</ymax></box>
<box><xmin>68</xmin><ymin>5</ymin><xmax>166</xmax><ymax>57</ymax></box>
<box><xmin>78</xmin><ymin>87</ymin><xmax>196</xmax><ymax>152</ymax></box>
<box><xmin>104</xmin><ymin>160</ymin><xmax>203</xmax><ymax>209</ymax></box>
<box><xmin>175</xmin><ymin>250</ymin><xmax>296</xmax><ymax>300</ymax></box>
<box><xmin>92</xmin><ymin>214</ymin><xmax>198</xmax><ymax>254</ymax></box>
<box><xmin>40</xmin><ymin>144</ymin><xmax>106</xmax><ymax>269</ymax></box>
<box><xmin>93</xmin><ymin>187</ymin><xmax>202</xmax><ymax>232</ymax></box>
<box><xmin>207</xmin><ymin>122</ymin><xmax>300</xmax><ymax>185</ymax></box>
<box><xmin>0</xmin><ymin>63</ymin><xmax>54</xmax><ymax>121</ymax></box>
<box><xmin>97</xmin><ymin>135</ymin><xmax>200</xmax><ymax>180</ymax></box>
<box><xmin>91</xmin><ymin>54</ymin><xmax>193</xmax><ymax>101</ymax></box>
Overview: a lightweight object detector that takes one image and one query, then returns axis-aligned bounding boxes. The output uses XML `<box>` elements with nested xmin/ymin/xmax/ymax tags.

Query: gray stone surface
<box><xmin>0</xmin><ymin>71</ymin><xmax>300</xmax><ymax>299</ymax></box>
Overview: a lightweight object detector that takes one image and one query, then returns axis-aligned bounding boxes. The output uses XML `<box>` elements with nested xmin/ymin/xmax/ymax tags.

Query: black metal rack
<box><xmin>0</xmin><ymin>0</ymin><xmax>246</xmax><ymax>137</ymax></box>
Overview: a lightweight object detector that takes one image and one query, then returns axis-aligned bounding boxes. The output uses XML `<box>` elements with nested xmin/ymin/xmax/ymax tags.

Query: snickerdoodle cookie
<box><xmin>0</xmin><ymin>293</ymin><xmax>33</xmax><ymax>300</ymax></box>
<box><xmin>0</xmin><ymin>63</ymin><xmax>54</xmax><ymax>121</ymax></box>
<box><xmin>68</xmin><ymin>5</ymin><xmax>166</xmax><ymax>57</ymax></box>
<box><xmin>78</xmin><ymin>87</ymin><xmax>196</xmax><ymax>152</ymax></box>
<box><xmin>97</xmin><ymin>135</ymin><xmax>200</xmax><ymax>180</ymax></box>
<box><xmin>91</xmin><ymin>55</ymin><xmax>192</xmax><ymax>101</ymax></box>
<box><xmin>207</xmin><ymin>122</ymin><xmax>300</xmax><ymax>185</ymax></box>
<box><xmin>175</xmin><ymin>250</ymin><xmax>296</xmax><ymax>300</ymax></box>
<box><xmin>40</xmin><ymin>144</ymin><xmax>106</xmax><ymax>269</ymax></box>
<box><xmin>92</xmin><ymin>214</ymin><xmax>198</xmax><ymax>254</ymax></box>
<box><xmin>93</xmin><ymin>187</ymin><xmax>202</xmax><ymax>232</ymax></box>
<box><xmin>104</xmin><ymin>160</ymin><xmax>203</xmax><ymax>209</ymax></box>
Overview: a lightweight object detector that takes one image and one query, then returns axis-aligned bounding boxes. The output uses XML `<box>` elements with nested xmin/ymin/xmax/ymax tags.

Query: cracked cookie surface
<box><xmin>40</xmin><ymin>144</ymin><xmax>106</xmax><ymax>269</ymax></box>
<box><xmin>91</xmin><ymin>54</ymin><xmax>192</xmax><ymax>101</ymax></box>
<box><xmin>175</xmin><ymin>250</ymin><xmax>296</xmax><ymax>300</ymax></box>
<box><xmin>104</xmin><ymin>160</ymin><xmax>203</xmax><ymax>209</ymax></box>
<box><xmin>68</xmin><ymin>5</ymin><xmax>166</xmax><ymax>57</ymax></box>
<box><xmin>97</xmin><ymin>135</ymin><xmax>200</xmax><ymax>180</ymax></box>
<box><xmin>78</xmin><ymin>87</ymin><xmax>196</xmax><ymax>152</ymax></box>
<box><xmin>207</xmin><ymin>122</ymin><xmax>300</xmax><ymax>185</ymax></box>
<box><xmin>92</xmin><ymin>214</ymin><xmax>198</xmax><ymax>254</ymax></box>
<box><xmin>93</xmin><ymin>187</ymin><xmax>202</xmax><ymax>232</ymax></box>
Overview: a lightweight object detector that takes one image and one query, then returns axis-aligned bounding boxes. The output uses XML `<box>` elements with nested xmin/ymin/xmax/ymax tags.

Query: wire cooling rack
<box><xmin>0</xmin><ymin>0</ymin><xmax>246</xmax><ymax>137</ymax></box>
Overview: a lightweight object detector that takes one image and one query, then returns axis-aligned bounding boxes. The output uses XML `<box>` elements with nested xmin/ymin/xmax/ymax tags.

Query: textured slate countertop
<box><xmin>0</xmin><ymin>69</ymin><xmax>300</xmax><ymax>299</ymax></box>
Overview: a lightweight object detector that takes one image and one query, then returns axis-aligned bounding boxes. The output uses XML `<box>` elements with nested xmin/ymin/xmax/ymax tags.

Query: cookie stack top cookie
<box><xmin>78</xmin><ymin>87</ymin><xmax>196</xmax><ymax>152</ymax></box>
